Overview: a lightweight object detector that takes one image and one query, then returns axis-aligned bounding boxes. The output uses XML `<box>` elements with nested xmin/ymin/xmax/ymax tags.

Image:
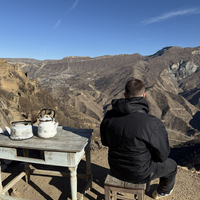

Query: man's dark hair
<box><xmin>125</xmin><ymin>79</ymin><xmax>145</xmax><ymax>98</ymax></box>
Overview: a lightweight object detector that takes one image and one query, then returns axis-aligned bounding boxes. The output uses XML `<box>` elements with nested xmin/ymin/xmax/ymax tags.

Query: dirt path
<box><xmin>1</xmin><ymin>147</ymin><xmax>200</xmax><ymax>200</ymax></box>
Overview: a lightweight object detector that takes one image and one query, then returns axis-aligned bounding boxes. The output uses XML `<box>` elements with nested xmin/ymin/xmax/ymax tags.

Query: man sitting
<box><xmin>100</xmin><ymin>79</ymin><xmax>177</xmax><ymax>199</ymax></box>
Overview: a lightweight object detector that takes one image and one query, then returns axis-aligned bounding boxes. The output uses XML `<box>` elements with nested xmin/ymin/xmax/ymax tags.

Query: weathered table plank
<box><xmin>0</xmin><ymin>126</ymin><xmax>92</xmax><ymax>152</ymax></box>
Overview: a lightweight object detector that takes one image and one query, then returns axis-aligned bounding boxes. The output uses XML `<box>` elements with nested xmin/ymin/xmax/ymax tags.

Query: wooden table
<box><xmin>0</xmin><ymin>126</ymin><xmax>93</xmax><ymax>200</ymax></box>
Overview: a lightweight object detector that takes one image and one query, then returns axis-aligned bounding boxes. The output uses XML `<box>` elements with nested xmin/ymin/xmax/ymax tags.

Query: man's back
<box><xmin>100</xmin><ymin>97</ymin><xmax>170</xmax><ymax>183</ymax></box>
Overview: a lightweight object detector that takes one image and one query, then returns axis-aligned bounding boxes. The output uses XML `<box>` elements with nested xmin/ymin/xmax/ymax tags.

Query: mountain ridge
<box><xmin>3</xmin><ymin>46</ymin><xmax>200</xmax><ymax>140</ymax></box>
<box><xmin>1</xmin><ymin>46</ymin><xmax>200</xmax><ymax>199</ymax></box>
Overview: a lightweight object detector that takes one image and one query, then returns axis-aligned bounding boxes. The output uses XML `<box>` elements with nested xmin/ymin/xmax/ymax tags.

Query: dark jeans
<box><xmin>150</xmin><ymin>158</ymin><xmax>177</xmax><ymax>194</ymax></box>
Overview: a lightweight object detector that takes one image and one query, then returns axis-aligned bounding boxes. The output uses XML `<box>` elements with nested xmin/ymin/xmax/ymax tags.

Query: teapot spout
<box><xmin>5</xmin><ymin>126</ymin><xmax>11</xmax><ymax>135</ymax></box>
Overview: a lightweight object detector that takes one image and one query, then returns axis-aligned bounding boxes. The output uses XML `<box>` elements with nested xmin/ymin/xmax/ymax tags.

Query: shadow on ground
<box><xmin>169</xmin><ymin>139</ymin><xmax>200</xmax><ymax>170</ymax></box>
<box><xmin>2</xmin><ymin>159</ymin><xmax>109</xmax><ymax>200</ymax></box>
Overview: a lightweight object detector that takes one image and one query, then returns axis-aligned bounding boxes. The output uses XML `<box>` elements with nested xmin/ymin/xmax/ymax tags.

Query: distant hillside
<box><xmin>4</xmin><ymin>46</ymin><xmax>200</xmax><ymax>140</ymax></box>
<box><xmin>0</xmin><ymin>59</ymin><xmax>100</xmax><ymax>138</ymax></box>
<box><xmin>0</xmin><ymin>59</ymin><xmax>55</xmax><ymax>129</ymax></box>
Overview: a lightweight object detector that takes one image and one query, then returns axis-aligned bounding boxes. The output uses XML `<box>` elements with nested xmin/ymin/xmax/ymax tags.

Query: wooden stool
<box><xmin>104</xmin><ymin>174</ymin><xmax>146</xmax><ymax>200</ymax></box>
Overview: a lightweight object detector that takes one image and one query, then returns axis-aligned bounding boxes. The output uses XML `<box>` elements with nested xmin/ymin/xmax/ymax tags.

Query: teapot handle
<box><xmin>40</xmin><ymin>109</ymin><xmax>55</xmax><ymax>118</ymax></box>
<box><xmin>5</xmin><ymin>126</ymin><xmax>11</xmax><ymax>135</ymax></box>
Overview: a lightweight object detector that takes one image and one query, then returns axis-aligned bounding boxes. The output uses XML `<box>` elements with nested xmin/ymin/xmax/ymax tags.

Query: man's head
<box><xmin>124</xmin><ymin>79</ymin><xmax>145</xmax><ymax>98</ymax></box>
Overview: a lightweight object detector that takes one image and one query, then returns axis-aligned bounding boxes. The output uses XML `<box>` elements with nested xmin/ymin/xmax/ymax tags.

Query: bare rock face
<box><xmin>0</xmin><ymin>59</ymin><xmax>56</xmax><ymax>129</ymax></box>
<box><xmin>168</xmin><ymin>61</ymin><xmax>198</xmax><ymax>81</ymax></box>
<box><xmin>3</xmin><ymin>46</ymin><xmax>200</xmax><ymax>140</ymax></box>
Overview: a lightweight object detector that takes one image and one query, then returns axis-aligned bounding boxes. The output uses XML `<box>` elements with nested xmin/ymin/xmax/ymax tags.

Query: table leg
<box><xmin>23</xmin><ymin>149</ymin><xmax>30</xmax><ymax>183</ymax></box>
<box><xmin>69</xmin><ymin>167</ymin><xmax>77</xmax><ymax>200</ymax></box>
<box><xmin>0</xmin><ymin>162</ymin><xmax>2</xmax><ymax>195</ymax></box>
<box><xmin>0</xmin><ymin>162</ymin><xmax>5</xmax><ymax>196</ymax></box>
<box><xmin>85</xmin><ymin>147</ymin><xmax>92</xmax><ymax>189</ymax></box>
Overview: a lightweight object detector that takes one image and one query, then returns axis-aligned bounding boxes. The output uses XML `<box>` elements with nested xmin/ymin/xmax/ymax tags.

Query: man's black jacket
<box><xmin>100</xmin><ymin>97</ymin><xmax>170</xmax><ymax>183</ymax></box>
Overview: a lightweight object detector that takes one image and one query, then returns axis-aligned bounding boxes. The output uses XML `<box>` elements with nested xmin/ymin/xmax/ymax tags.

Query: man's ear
<box><xmin>124</xmin><ymin>93</ymin><xmax>127</xmax><ymax>98</ymax></box>
<box><xmin>143</xmin><ymin>93</ymin><xmax>146</xmax><ymax>97</ymax></box>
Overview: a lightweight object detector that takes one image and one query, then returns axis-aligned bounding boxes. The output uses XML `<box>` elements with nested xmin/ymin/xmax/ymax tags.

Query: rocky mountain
<box><xmin>0</xmin><ymin>59</ymin><xmax>54</xmax><ymax>128</ymax></box>
<box><xmin>4</xmin><ymin>46</ymin><xmax>200</xmax><ymax>141</ymax></box>
<box><xmin>0</xmin><ymin>59</ymin><xmax>100</xmax><ymax>138</ymax></box>
<box><xmin>2</xmin><ymin>46</ymin><xmax>200</xmax><ymax>195</ymax></box>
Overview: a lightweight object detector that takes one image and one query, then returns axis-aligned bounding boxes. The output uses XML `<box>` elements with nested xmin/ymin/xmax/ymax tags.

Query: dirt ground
<box><xmin>1</xmin><ymin>147</ymin><xmax>200</xmax><ymax>200</ymax></box>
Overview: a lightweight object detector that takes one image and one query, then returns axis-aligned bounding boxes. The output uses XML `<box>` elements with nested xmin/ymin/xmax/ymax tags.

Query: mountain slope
<box><xmin>4</xmin><ymin>46</ymin><xmax>200</xmax><ymax>138</ymax></box>
<box><xmin>0</xmin><ymin>59</ymin><xmax>100</xmax><ymax>136</ymax></box>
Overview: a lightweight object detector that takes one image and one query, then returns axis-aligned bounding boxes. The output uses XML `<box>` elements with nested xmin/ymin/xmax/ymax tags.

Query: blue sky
<box><xmin>1</xmin><ymin>0</ymin><xmax>200</xmax><ymax>60</ymax></box>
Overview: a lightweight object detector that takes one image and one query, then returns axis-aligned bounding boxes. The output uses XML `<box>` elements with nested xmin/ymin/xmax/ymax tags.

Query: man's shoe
<box><xmin>152</xmin><ymin>189</ymin><xmax>173</xmax><ymax>199</ymax></box>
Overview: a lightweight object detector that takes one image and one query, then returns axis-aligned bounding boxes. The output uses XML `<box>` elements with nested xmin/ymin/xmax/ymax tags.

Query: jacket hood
<box><xmin>112</xmin><ymin>97</ymin><xmax>149</xmax><ymax>114</ymax></box>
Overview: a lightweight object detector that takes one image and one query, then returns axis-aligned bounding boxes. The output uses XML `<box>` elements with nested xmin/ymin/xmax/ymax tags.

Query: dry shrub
<box><xmin>18</xmin><ymin>97</ymin><xmax>30</xmax><ymax>113</ymax></box>
<box><xmin>34</xmin><ymin>90</ymin><xmax>56</xmax><ymax>109</ymax></box>
<box><xmin>0</xmin><ymin>89</ymin><xmax>15</xmax><ymax>100</ymax></box>
<box><xmin>27</xmin><ymin>83</ymin><xmax>35</xmax><ymax>93</ymax></box>
<box><xmin>19</xmin><ymin>84</ymin><xmax>27</xmax><ymax>93</ymax></box>
<box><xmin>2</xmin><ymin>109</ymin><xmax>9</xmax><ymax>116</ymax></box>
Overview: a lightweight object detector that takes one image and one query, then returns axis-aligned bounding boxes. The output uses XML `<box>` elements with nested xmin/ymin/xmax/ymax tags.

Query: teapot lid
<box><xmin>39</xmin><ymin>115</ymin><xmax>53</xmax><ymax>122</ymax></box>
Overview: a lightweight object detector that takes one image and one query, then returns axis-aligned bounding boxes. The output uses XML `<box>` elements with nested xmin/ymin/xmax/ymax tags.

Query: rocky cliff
<box><xmin>0</xmin><ymin>59</ymin><xmax>100</xmax><ymax>137</ymax></box>
<box><xmin>0</xmin><ymin>59</ymin><xmax>56</xmax><ymax>129</ymax></box>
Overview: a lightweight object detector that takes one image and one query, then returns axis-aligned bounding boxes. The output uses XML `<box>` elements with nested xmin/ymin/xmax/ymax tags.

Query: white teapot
<box><xmin>5</xmin><ymin>121</ymin><xmax>33</xmax><ymax>140</ymax></box>
<box><xmin>37</xmin><ymin>109</ymin><xmax>59</xmax><ymax>139</ymax></box>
